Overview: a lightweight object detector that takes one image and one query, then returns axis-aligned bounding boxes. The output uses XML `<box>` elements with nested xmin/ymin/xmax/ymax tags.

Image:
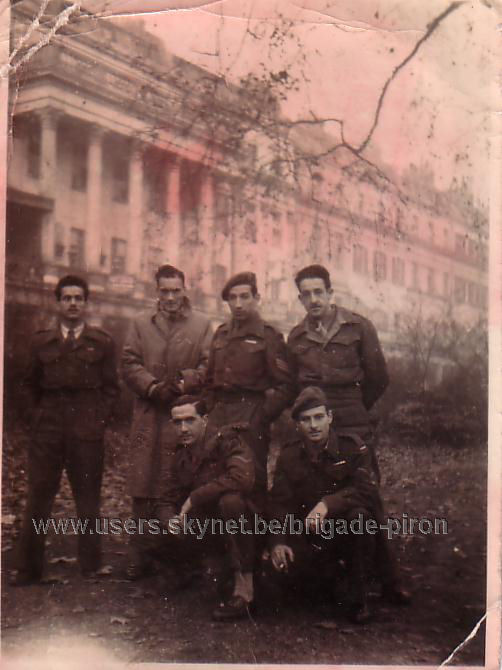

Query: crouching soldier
<box><xmin>153</xmin><ymin>395</ymin><xmax>263</xmax><ymax>622</ymax></box>
<box><xmin>267</xmin><ymin>387</ymin><xmax>410</xmax><ymax>623</ymax></box>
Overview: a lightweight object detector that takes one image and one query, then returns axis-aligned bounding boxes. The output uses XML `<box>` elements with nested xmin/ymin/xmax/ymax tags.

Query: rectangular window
<box><xmin>111</xmin><ymin>238</ymin><xmax>127</xmax><ymax>274</ymax></box>
<box><xmin>147</xmin><ymin>246</ymin><xmax>162</xmax><ymax>279</ymax></box>
<box><xmin>71</xmin><ymin>142</ymin><xmax>88</xmax><ymax>192</ymax></box>
<box><xmin>412</xmin><ymin>262</ymin><xmax>419</xmax><ymax>290</ymax></box>
<box><xmin>112</xmin><ymin>157</ymin><xmax>129</xmax><ymax>203</ymax></box>
<box><xmin>373</xmin><ymin>250</ymin><xmax>387</xmax><ymax>282</ymax></box>
<box><xmin>270</xmin><ymin>279</ymin><xmax>281</xmax><ymax>301</ymax></box>
<box><xmin>455</xmin><ymin>233</ymin><xmax>466</xmax><ymax>256</ymax></box>
<box><xmin>213</xmin><ymin>263</ymin><xmax>227</xmax><ymax>295</ymax></box>
<box><xmin>427</xmin><ymin>268</ymin><xmax>435</xmax><ymax>295</ymax></box>
<box><xmin>215</xmin><ymin>189</ymin><xmax>232</xmax><ymax>235</ymax></box>
<box><xmin>454</xmin><ymin>276</ymin><xmax>466</xmax><ymax>304</ymax></box>
<box><xmin>443</xmin><ymin>272</ymin><xmax>450</xmax><ymax>297</ymax></box>
<box><xmin>27</xmin><ymin>120</ymin><xmax>41</xmax><ymax>179</ymax></box>
<box><xmin>333</xmin><ymin>232</ymin><xmax>344</xmax><ymax>268</ymax></box>
<box><xmin>480</xmin><ymin>285</ymin><xmax>488</xmax><ymax>309</ymax></box>
<box><xmin>391</xmin><ymin>257</ymin><xmax>405</xmax><ymax>285</ymax></box>
<box><xmin>353</xmin><ymin>244</ymin><xmax>368</xmax><ymax>275</ymax></box>
<box><xmin>69</xmin><ymin>228</ymin><xmax>85</xmax><ymax>269</ymax></box>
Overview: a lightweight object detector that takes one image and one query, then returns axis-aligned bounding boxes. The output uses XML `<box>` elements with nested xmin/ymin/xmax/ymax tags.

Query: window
<box><xmin>467</xmin><ymin>282</ymin><xmax>479</xmax><ymax>307</ymax></box>
<box><xmin>69</xmin><ymin>228</ymin><xmax>85</xmax><ymax>268</ymax></box>
<box><xmin>26</xmin><ymin>119</ymin><xmax>41</xmax><ymax>179</ymax></box>
<box><xmin>373</xmin><ymin>251</ymin><xmax>387</xmax><ymax>282</ymax></box>
<box><xmin>353</xmin><ymin>244</ymin><xmax>368</xmax><ymax>275</ymax></box>
<box><xmin>145</xmin><ymin>152</ymin><xmax>167</xmax><ymax>214</ymax></box>
<box><xmin>391</xmin><ymin>257</ymin><xmax>405</xmax><ymax>285</ymax></box>
<box><xmin>111</xmin><ymin>157</ymin><xmax>129</xmax><ymax>203</ymax></box>
<box><xmin>147</xmin><ymin>246</ymin><xmax>162</xmax><ymax>279</ymax></box>
<box><xmin>215</xmin><ymin>188</ymin><xmax>232</xmax><ymax>236</ymax></box>
<box><xmin>443</xmin><ymin>272</ymin><xmax>450</xmax><ymax>297</ymax></box>
<box><xmin>71</xmin><ymin>141</ymin><xmax>88</xmax><ymax>192</ymax></box>
<box><xmin>443</xmin><ymin>228</ymin><xmax>449</xmax><ymax>249</ymax></box>
<box><xmin>480</xmin><ymin>285</ymin><xmax>488</xmax><ymax>309</ymax></box>
<box><xmin>111</xmin><ymin>238</ymin><xmax>127</xmax><ymax>274</ymax></box>
<box><xmin>455</xmin><ymin>233</ymin><xmax>466</xmax><ymax>256</ymax></box>
<box><xmin>412</xmin><ymin>262</ymin><xmax>420</xmax><ymax>290</ymax></box>
<box><xmin>212</xmin><ymin>264</ymin><xmax>226</xmax><ymax>295</ymax></box>
<box><xmin>270</xmin><ymin>279</ymin><xmax>281</xmax><ymax>301</ymax></box>
<box><xmin>454</xmin><ymin>276</ymin><xmax>466</xmax><ymax>304</ymax></box>
<box><xmin>333</xmin><ymin>232</ymin><xmax>344</xmax><ymax>268</ymax></box>
<box><xmin>427</xmin><ymin>268</ymin><xmax>435</xmax><ymax>295</ymax></box>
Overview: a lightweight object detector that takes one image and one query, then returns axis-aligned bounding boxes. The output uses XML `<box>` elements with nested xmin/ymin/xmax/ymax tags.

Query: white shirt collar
<box><xmin>61</xmin><ymin>323</ymin><xmax>85</xmax><ymax>340</ymax></box>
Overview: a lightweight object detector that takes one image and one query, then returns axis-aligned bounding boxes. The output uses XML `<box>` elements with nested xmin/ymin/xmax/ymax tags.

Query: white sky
<box><xmin>92</xmin><ymin>0</ymin><xmax>499</xmax><ymax>204</ymax></box>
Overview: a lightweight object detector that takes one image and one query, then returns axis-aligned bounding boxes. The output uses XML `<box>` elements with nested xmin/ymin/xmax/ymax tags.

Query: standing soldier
<box><xmin>121</xmin><ymin>264</ymin><xmax>213</xmax><ymax>580</ymax></box>
<box><xmin>14</xmin><ymin>275</ymin><xmax>119</xmax><ymax>585</ymax></box>
<box><xmin>288</xmin><ymin>264</ymin><xmax>388</xmax><ymax>476</ymax></box>
<box><xmin>205</xmin><ymin>272</ymin><xmax>294</xmax><ymax>491</ymax></box>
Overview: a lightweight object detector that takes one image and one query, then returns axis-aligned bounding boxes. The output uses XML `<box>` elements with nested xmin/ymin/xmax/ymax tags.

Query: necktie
<box><xmin>65</xmin><ymin>328</ymin><xmax>76</xmax><ymax>352</ymax></box>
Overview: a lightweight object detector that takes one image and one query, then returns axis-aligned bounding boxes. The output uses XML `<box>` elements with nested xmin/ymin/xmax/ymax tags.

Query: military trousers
<box><xmin>148</xmin><ymin>492</ymin><xmax>257</xmax><ymax>576</ymax></box>
<box><xmin>265</xmin><ymin>506</ymin><xmax>376</xmax><ymax>607</ymax></box>
<box><xmin>18</xmin><ymin>415</ymin><xmax>105</xmax><ymax>579</ymax></box>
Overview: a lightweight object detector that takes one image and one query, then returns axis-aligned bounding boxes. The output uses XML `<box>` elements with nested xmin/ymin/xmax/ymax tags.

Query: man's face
<box><xmin>171</xmin><ymin>403</ymin><xmax>206</xmax><ymax>447</ymax></box>
<box><xmin>157</xmin><ymin>276</ymin><xmax>186</xmax><ymax>314</ymax></box>
<box><xmin>58</xmin><ymin>286</ymin><xmax>87</xmax><ymax>324</ymax></box>
<box><xmin>227</xmin><ymin>284</ymin><xmax>259</xmax><ymax>323</ymax></box>
<box><xmin>297</xmin><ymin>405</ymin><xmax>333</xmax><ymax>445</ymax></box>
<box><xmin>298</xmin><ymin>277</ymin><xmax>333</xmax><ymax>320</ymax></box>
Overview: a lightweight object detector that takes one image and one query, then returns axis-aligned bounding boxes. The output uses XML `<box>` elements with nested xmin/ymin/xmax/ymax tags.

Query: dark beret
<box><xmin>291</xmin><ymin>386</ymin><xmax>329</xmax><ymax>420</ymax></box>
<box><xmin>221</xmin><ymin>272</ymin><xmax>258</xmax><ymax>301</ymax></box>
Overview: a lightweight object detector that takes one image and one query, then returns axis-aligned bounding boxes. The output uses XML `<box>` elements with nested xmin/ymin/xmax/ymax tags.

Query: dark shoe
<box><xmin>349</xmin><ymin>602</ymin><xmax>371</xmax><ymax>624</ymax></box>
<box><xmin>382</xmin><ymin>586</ymin><xmax>412</xmax><ymax>606</ymax></box>
<box><xmin>9</xmin><ymin>571</ymin><xmax>41</xmax><ymax>587</ymax></box>
<box><xmin>212</xmin><ymin>596</ymin><xmax>253</xmax><ymax>622</ymax></box>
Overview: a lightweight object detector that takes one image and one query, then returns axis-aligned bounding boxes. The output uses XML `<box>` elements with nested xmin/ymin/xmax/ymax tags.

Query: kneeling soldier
<box><xmin>267</xmin><ymin>386</ymin><xmax>410</xmax><ymax>623</ymax></box>
<box><xmin>154</xmin><ymin>395</ymin><xmax>262</xmax><ymax>621</ymax></box>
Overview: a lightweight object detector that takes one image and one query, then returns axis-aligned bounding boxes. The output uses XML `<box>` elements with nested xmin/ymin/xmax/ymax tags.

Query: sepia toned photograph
<box><xmin>1</xmin><ymin>0</ymin><xmax>500</xmax><ymax>667</ymax></box>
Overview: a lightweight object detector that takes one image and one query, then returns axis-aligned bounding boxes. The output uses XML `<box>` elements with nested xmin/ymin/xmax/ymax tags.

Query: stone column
<box><xmin>199</xmin><ymin>168</ymin><xmax>214</xmax><ymax>294</ymax></box>
<box><xmin>85</xmin><ymin>124</ymin><xmax>105</xmax><ymax>272</ymax></box>
<box><xmin>38</xmin><ymin>108</ymin><xmax>60</xmax><ymax>264</ymax></box>
<box><xmin>128</xmin><ymin>140</ymin><xmax>144</xmax><ymax>278</ymax></box>
<box><xmin>165</xmin><ymin>154</ymin><xmax>181</xmax><ymax>268</ymax></box>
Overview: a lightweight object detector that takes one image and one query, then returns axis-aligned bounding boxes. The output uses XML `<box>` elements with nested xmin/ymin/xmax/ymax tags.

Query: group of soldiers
<box><xmin>13</xmin><ymin>263</ymin><xmax>411</xmax><ymax>624</ymax></box>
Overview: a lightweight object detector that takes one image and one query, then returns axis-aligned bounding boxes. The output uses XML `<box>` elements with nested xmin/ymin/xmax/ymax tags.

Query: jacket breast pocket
<box><xmin>231</xmin><ymin>340</ymin><xmax>267</xmax><ymax>380</ymax></box>
<box><xmin>291</xmin><ymin>342</ymin><xmax>320</xmax><ymax>377</ymax></box>
<box><xmin>76</xmin><ymin>346</ymin><xmax>104</xmax><ymax>364</ymax></box>
<box><xmin>324</xmin><ymin>333</ymin><xmax>360</xmax><ymax>368</ymax></box>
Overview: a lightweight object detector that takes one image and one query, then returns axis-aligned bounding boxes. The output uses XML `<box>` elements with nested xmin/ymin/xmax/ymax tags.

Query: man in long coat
<box><xmin>121</xmin><ymin>264</ymin><xmax>213</xmax><ymax>579</ymax></box>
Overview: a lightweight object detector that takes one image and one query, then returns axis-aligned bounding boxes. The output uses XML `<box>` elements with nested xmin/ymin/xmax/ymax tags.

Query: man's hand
<box><xmin>147</xmin><ymin>381</ymin><xmax>176</xmax><ymax>405</ymax></box>
<box><xmin>271</xmin><ymin>544</ymin><xmax>294</xmax><ymax>573</ymax></box>
<box><xmin>306</xmin><ymin>500</ymin><xmax>328</xmax><ymax>532</ymax></box>
<box><xmin>179</xmin><ymin>497</ymin><xmax>192</xmax><ymax>517</ymax></box>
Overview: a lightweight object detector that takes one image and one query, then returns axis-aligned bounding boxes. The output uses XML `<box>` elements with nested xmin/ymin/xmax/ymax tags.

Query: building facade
<box><xmin>6</xmin><ymin>1</ymin><xmax>488</xmax><ymax>387</ymax></box>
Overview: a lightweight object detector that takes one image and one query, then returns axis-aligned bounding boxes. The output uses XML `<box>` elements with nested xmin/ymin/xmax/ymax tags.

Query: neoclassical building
<box><xmin>6</xmin><ymin>1</ymin><xmax>488</xmax><ymax>379</ymax></box>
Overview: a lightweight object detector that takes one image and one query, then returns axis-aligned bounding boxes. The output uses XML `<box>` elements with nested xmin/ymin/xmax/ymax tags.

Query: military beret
<box><xmin>221</xmin><ymin>272</ymin><xmax>257</xmax><ymax>301</ymax></box>
<box><xmin>291</xmin><ymin>386</ymin><xmax>329</xmax><ymax>420</ymax></box>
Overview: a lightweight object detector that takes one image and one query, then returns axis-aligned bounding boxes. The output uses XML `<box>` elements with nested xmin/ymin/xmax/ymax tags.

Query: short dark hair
<box><xmin>294</xmin><ymin>264</ymin><xmax>331</xmax><ymax>290</ymax></box>
<box><xmin>55</xmin><ymin>275</ymin><xmax>89</xmax><ymax>301</ymax></box>
<box><xmin>170</xmin><ymin>395</ymin><xmax>207</xmax><ymax>417</ymax></box>
<box><xmin>155</xmin><ymin>264</ymin><xmax>185</xmax><ymax>286</ymax></box>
